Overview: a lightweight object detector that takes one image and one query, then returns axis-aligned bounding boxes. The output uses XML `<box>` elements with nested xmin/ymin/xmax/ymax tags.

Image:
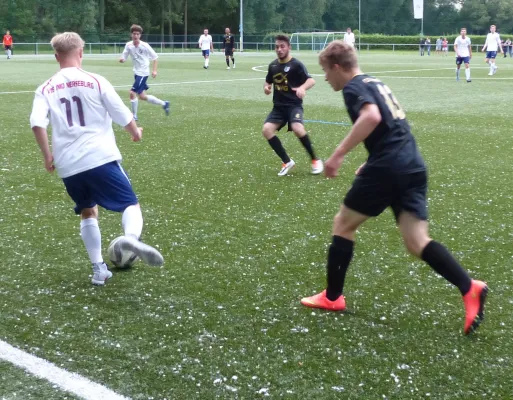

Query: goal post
<box><xmin>289</xmin><ymin>32</ymin><xmax>346</xmax><ymax>51</ymax></box>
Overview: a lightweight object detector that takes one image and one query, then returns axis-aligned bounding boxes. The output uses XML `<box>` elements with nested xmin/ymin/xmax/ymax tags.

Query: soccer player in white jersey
<box><xmin>30</xmin><ymin>32</ymin><xmax>164</xmax><ymax>286</ymax></box>
<box><xmin>454</xmin><ymin>28</ymin><xmax>472</xmax><ymax>83</ymax></box>
<box><xmin>343</xmin><ymin>27</ymin><xmax>355</xmax><ymax>48</ymax></box>
<box><xmin>198</xmin><ymin>28</ymin><xmax>213</xmax><ymax>69</ymax></box>
<box><xmin>482</xmin><ymin>24</ymin><xmax>503</xmax><ymax>76</ymax></box>
<box><xmin>119</xmin><ymin>24</ymin><xmax>170</xmax><ymax>120</ymax></box>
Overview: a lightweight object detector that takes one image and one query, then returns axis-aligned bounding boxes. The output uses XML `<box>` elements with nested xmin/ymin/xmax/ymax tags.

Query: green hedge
<box><xmin>355</xmin><ymin>33</ymin><xmax>487</xmax><ymax>46</ymax></box>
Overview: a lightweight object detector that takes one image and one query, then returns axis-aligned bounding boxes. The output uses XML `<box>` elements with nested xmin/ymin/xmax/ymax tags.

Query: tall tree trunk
<box><xmin>161</xmin><ymin>0</ymin><xmax>165</xmax><ymax>42</ymax></box>
<box><xmin>168</xmin><ymin>0</ymin><xmax>172</xmax><ymax>40</ymax></box>
<box><xmin>99</xmin><ymin>0</ymin><xmax>105</xmax><ymax>33</ymax></box>
<box><xmin>184</xmin><ymin>0</ymin><xmax>187</xmax><ymax>46</ymax></box>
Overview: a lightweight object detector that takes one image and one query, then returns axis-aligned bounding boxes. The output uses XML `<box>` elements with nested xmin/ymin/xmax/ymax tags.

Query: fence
<box><xmin>8</xmin><ymin>42</ymin><xmax>491</xmax><ymax>55</ymax></box>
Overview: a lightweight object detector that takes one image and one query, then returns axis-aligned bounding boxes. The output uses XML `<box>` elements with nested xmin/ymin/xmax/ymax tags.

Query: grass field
<box><xmin>1</xmin><ymin>50</ymin><xmax>513</xmax><ymax>399</ymax></box>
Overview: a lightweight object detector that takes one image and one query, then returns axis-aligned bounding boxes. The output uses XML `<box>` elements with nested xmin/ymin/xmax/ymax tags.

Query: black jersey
<box><xmin>265</xmin><ymin>57</ymin><xmax>311</xmax><ymax>106</ymax></box>
<box><xmin>343</xmin><ymin>74</ymin><xmax>426</xmax><ymax>173</ymax></box>
<box><xmin>223</xmin><ymin>34</ymin><xmax>235</xmax><ymax>49</ymax></box>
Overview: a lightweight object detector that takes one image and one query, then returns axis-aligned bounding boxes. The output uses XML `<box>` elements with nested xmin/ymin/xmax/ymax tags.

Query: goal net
<box><xmin>289</xmin><ymin>32</ymin><xmax>347</xmax><ymax>51</ymax></box>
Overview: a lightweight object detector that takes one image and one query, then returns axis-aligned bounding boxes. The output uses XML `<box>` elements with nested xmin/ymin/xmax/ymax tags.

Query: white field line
<box><xmin>2</xmin><ymin>66</ymin><xmax>510</xmax><ymax>96</ymax></box>
<box><xmin>0</xmin><ymin>77</ymin><xmax>264</xmax><ymax>95</ymax></box>
<box><xmin>0</xmin><ymin>339</ymin><xmax>130</xmax><ymax>400</ymax></box>
<box><xmin>252</xmin><ymin>65</ymin><xmax>497</xmax><ymax>75</ymax></box>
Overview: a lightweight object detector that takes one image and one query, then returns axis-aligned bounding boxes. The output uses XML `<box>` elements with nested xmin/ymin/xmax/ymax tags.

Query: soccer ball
<box><xmin>107</xmin><ymin>236</ymin><xmax>139</xmax><ymax>269</ymax></box>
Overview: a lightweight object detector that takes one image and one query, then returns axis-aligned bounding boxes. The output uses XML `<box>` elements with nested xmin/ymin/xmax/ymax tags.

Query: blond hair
<box><xmin>50</xmin><ymin>32</ymin><xmax>85</xmax><ymax>54</ymax></box>
<box><xmin>319</xmin><ymin>40</ymin><xmax>358</xmax><ymax>71</ymax></box>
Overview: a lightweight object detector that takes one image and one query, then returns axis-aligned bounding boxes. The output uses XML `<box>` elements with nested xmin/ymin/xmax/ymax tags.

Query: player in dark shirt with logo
<box><xmin>263</xmin><ymin>34</ymin><xmax>323</xmax><ymax>176</ymax></box>
<box><xmin>222</xmin><ymin>27</ymin><xmax>236</xmax><ymax>69</ymax></box>
<box><xmin>300</xmin><ymin>40</ymin><xmax>487</xmax><ymax>335</ymax></box>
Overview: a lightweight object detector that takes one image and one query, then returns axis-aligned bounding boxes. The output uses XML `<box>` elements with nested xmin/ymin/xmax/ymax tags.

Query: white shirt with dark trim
<box><xmin>121</xmin><ymin>40</ymin><xmax>158</xmax><ymax>77</ymax></box>
<box><xmin>198</xmin><ymin>34</ymin><xmax>213</xmax><ymax>50</ymax></box>
<box><xmin>30</xmin><ymin>67</ymin><xmax>133</xmax><ymax>178</ymax></box>
<box><xmin>455</xmin><ymin>36</ymin><xmax>471</xmax><ymax>57</ymax></box>
<box><xmin>485</xmin><ymin>32</ymin><xmax>501</xmax><ymax>52</ymax></box>
<box><xmin>343</xmin><ymin>32</ymin><xmax>355</xmax><ymax>47</ymax></box>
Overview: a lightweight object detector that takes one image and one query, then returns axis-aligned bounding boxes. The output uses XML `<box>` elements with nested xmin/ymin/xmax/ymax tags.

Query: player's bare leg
<box><xmin>398</xmin><ymin>211</ymin><xmax>487</xmax><ymax>334</ymax></box>
<box><xmin>138</xmin><ymin>91</ymin><xmax>170</xmax><ymax>116</ymax></box>
<box><xmin>262</xmin><ymin>122</ymin><xmax>295</xmax><ymax>176</ymax></box>
<box><xmin>301</xmin><ymin>206</ymin><xmax>368</xmax><ymax>310</ymax></box>
<box><xmin>291</xmin><ymin>122</ymin><xmax>323</xmax><ymax>174</ymax></box>
<box><xmin>79</xmin><ymin>206</ymin><xmax>112</xmax><ymax>285</ymax></box>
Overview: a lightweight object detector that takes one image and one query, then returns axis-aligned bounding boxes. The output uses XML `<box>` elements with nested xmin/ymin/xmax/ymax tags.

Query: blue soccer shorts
<box><xmin>62</xmin><ymin>161</ymin><xmax>138</xmax><ymax>214</ymax></box>
<box><xmin>131</xmin><ymin>75</ymin><xmax>149</xmax><ymax>94</ymax></box>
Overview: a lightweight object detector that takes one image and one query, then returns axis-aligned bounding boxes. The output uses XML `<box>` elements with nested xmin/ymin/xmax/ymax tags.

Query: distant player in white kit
<box><xmin>30</xmin><ymin>32</ymin><xmax>164</xmax><ymax>286</ymax></box>
<box><xmin>454</xmin><ymin>28</ymin><xmax>472</xmax><ymax>82</ymax></box>
<box><xmin>119</xmin><ymin>24</ymin><xmax>170</xmax><ymax>121</ymax></box>
<box><xmin>343</xmin><ymin>28</ymin><xmax>355</xmax><ymax>48</ymax></box>
<box><xmin>198</xmin><ymin>29</ymin><xmax>213</xmax><ymax>69</ymax></box>
<box><xmin>482</xmin><ymin>24</ymin><xmax>503</xmax><ymax>75</ymax></box>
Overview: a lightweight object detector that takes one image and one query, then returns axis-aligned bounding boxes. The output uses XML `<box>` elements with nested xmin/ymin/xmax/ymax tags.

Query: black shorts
<box><xmin>4</xmin><ymin>45</ymin><xmax>11</xmax><ymax>50</ymax></box>
<box><xmin>224</xmin><ymin>48</ymin><xmax>234</xmax><ymax>56</ymax></box>
<box><xmin>344</xmin><ymin>170</ymin><xmax>428</xmax><ymax>222</ymax></box>
<box><xmin>264</xmin><ymin>105</ymin><xmax>304</xmax><ymax>131</ymax></box>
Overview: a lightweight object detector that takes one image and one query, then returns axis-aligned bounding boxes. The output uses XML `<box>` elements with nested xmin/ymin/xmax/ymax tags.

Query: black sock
<box><xmin>267</xmin><ymin>136</ymin><xmax>290</xmax><ymax>163</ymax></box>
<box><xmin>226</xmin><ymin>58</ymin><xmax>230</xmax><ymax>67</ymax></box>
<box><xmin>326</xmin><ymin>236</ymin><xmax>354</xmax><ymax>301</ymax></box>
<box><xmin>421</xmin><ymin>241</ymin><xmax>472</xmax><ymax>295</ymax></box>
<box><xmin>231</xmin><ymin>57</ymin><xmax>235</xmax><ymax>65</ymax></box>
<box><xmin>299</xmin><ymin>134</ymin><xmax>316</xmax><ymax>160</ymax></box>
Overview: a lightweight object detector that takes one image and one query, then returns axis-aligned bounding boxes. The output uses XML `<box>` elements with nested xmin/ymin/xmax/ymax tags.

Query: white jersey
<box><xmin>343</xmin><ymin>32</ymin><xmax>355</xmax><ymax>47</ymax></box>
<box><xmin>455</xmin><ymin>36</ymin><xmax>471</xmax><ymax>57</ymax></box>
<box><xmin>198</xmin><ymin>34</ymin><xmax>213</xmax><ymax>50</ymax></box>
<box><xmin>121</xmin><ymin>40</ymin><xmax>158</xmax><ymax>77</ymax></box>
<box><xmin>485</xmin><ymin>32</ymin><xmax>501</xmax><ymax>52</ymax></box>
<box><xmin>30</xmin><ymin>67</ymin><xmax>133</xmax><ymax>178</ymax></box>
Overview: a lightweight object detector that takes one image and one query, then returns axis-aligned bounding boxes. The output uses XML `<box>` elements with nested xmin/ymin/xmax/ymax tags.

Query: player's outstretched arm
<box><xmin>324</xmin><ymin>104</ymin><xmax>381</xmax><ymax>178</ymax></box>
<box><xmin>152</xmin><ymin>59</ymin><xmax>158</xmax><ymax>78</ymax></box>
<box><xmin>264</xmin><ymin>82</ymin><xmax>272</xmax><ymax>95</ymax></box>
<box><xmin>124</xmin><ymin>120</ymin><xmax>143</xmax><ymax>142</ymax></box>
<box><xmin>293</xmin><ymin>77</ymin><xmax>315</xmax><ymax>99</ymax></box>
<box><xmin>32</xmin><ymin>127</ymin><xmax>55</xmax><ymax>172</ymax></box>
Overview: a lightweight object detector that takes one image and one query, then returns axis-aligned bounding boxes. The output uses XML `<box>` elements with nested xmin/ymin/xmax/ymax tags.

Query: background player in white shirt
<box><xmin>343</xmin><ymin>28</ymin><xmax>355</xmax><ymax>48</ymax></box>
<box><xmin>30</xmin><ymin>32</ymin><xmax>164</xmax><ymax>286</ymax></box>
<box><xmin>198</xmin><ymin>28</ymin><xmax>214</xmax><ymax>69</ymax></box>
<box><xmin>482</xmin><ymin>24</ymin><xmax>503</xmax><ymax>75</ymax></box>
<box><xmin>119</xmin><ymin>24</ymin><xmax>169</xmax><ymax>120</ymax></box>
<box><xmin>454</xmin><ymin>28</ymin><xmax>472</xmax><ymax>83</ymax></box>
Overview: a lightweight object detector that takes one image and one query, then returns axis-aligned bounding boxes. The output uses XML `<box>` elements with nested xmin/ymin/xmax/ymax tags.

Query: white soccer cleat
<box><xmin>119</xmin><ymin>236</ymin><xmax>164</xmax><ymax>266</ymax></box>
<box><xmin>311</xmin><ymin>159</ymin><xmax>324</xmax><ymax>175</ymax></box>
<box><xmin>232</xmin><ymin>64</ymin><xmax>236</xmax><ymax>69</ymax></box>
<box><xmin>227</xmin><ymin>66</ymin><xmax>231</xmax><ymax>70</ymax></box>
<box><xmin>91</xmin><ymin>262</ymin><xmax>113</xmax><ymax>286</ymax></box>
<box><xmin>278</xmin><ymin>160</ymin><xmax>296</xmax><ymax>176</ymax></box>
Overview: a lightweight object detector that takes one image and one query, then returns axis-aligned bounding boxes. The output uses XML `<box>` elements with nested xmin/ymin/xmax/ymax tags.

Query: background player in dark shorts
<box><xmin>222</xmin><ymin>27</ymin><xmax>236</xmax><ymax>69</ymax></box>
<box><xmin>300</xmin><ymin>40</ymin><xmax>487</xmax><ymax>335</ymax></box>
<box><xmin>262</xmin><ymin>34</ymin><xmax>323</xmax><ymax>176</ymax></box>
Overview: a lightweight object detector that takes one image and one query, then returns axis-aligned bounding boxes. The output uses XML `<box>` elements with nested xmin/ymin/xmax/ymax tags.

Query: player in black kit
<box><xmin>222</xmin><ymin>27</ymin><xmax>235</xmax><ymax>69</ymax></box>
<box><xmin>263</xmin><ymin>34</ymin><xmax>324</xmax><ymax>176</ymax></box>
<box><xmin>300</xmin><ymin>40</ymin><xmax>487</xmax><ymax>335</ymax></box>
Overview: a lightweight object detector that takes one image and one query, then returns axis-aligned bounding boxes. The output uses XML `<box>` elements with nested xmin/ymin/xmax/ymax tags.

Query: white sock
<box><xmin>131</xmin><ymin>99</ymin><xmax>138</xmax><ymax>116</ymax></box>
<box><xmin>206</xmin><ymin>58</ymin><xmax>210</xmax><ymax>67</ymax></box>
<box><xmin>456</xmin><ymin>68</ymin><xmax>460</xmax><ymax>78</ymax></box>
<box><xmin>122</xmin><ymin>205</ymin><xmax>143</xmax><ymax>239</ymax></box>
<box><xmin>7</xmin><ymin>49</ymin><xmax>11</xmax><ymax>57</ymax></box>
<box><xmin>465</xmin><ymin>68</ymin><xmax>471</xmax><ymax>80</ymax></box>
<box><xmin>80</xmin><ymin>218</ymin><xmax>103</xmax><ymax>264</ymax></box>
<box><xmin>490</xmin><ymin>63</ymin><xmax>494</xmax><ymax>73</ymax></box>
<box><xmin>146</xmin><ymin>95</ymin><xmax>165</xmax><ymax>106</ymax></box>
